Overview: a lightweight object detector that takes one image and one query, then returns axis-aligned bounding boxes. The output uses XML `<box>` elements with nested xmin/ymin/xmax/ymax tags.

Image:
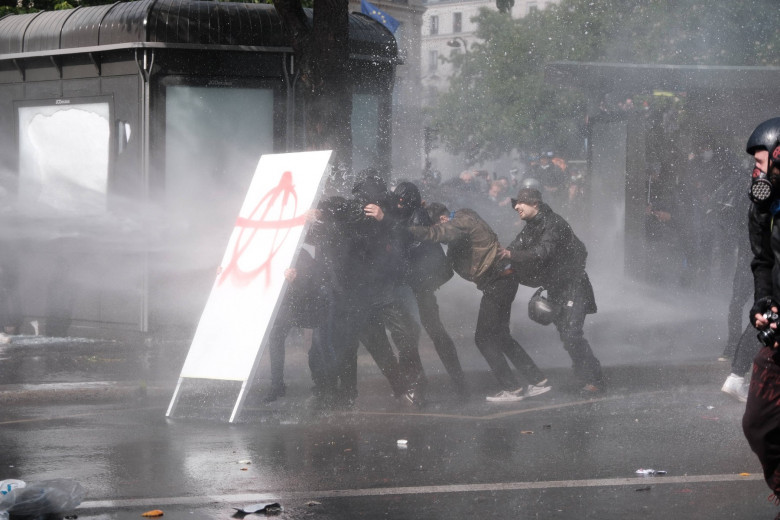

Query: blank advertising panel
<box><xmin>178</xmin><ymin>150</ymin><xmax>332</xmax><ymax>382</ymax></box>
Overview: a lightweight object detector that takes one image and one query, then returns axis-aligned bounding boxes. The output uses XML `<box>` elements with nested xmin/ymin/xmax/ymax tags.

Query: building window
<box><xmin>453</xmin><ymin>12</ymin><xmax>462</xmax><ymax>33</ymax></box>
<box><xmin>428</xmin><ymin>50</ymin><xmax>438</xmax><ymax>72</ymax></box>
<box><xmin>18</xmin><ymin>101</ymin><xmax>110</xmax><ymax>215</ymax></box>
<box><xmin>430</xmin><ymin>15</ymin><xmax>439</xmax><ymax>35</ymax></box>
<box><xmin>527</xmin><ymin>2</ymin><xmax>538</xmax><ymax>13</ymax></box>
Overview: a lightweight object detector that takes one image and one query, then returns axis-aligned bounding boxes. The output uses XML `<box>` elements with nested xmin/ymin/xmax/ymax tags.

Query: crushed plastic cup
<box><xmin>0</xmin><ymin>480</ymin><xmax>25</xmax><ymax>497</ymax></box>
<box><xmin>635</xmin><ymin>469</ymin><xmax>667</xmax><ymax>476</ymax></box>
<box><xmin>233</xmin><ymin>502</ymin><xmax>282</xmax><ymax>514</ymax></box>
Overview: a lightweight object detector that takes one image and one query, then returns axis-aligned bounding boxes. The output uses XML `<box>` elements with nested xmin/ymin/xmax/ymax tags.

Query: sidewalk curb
<box><xmin>0</xmin><ymin>381</ymin><xmax>174</xmax><ymax>405</ymax></box>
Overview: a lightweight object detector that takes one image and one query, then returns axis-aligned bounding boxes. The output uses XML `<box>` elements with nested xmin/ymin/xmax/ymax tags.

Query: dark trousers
<box><xmin>268</xmin><ymin>292</ymin><xmax>324</xmax><ymax>391</ymax></box>
<box><xmin>337</xmin><ymin>297</ymin><xmax>420</xmax><ymax>401</ymax></box>
<box><xmin>267</xmin><ymin>309</ymin><xmax>295</xmax><ymax>390</ymax></box>
<box><xmin>360</xmin><ymin>299</ymin><xmax>418</xmax><ymax>397</ymax></box>
<box><xmin>725</xmin><ymin>240</ymin><xmax>754</xmax><ymax>357</ymax></box>
<box><xmin>414</xmin><ymin>287</ymin><xmax>468</xmax><ymax>390</ymax></box>
<box><xmin>308</xmin><ymin>286</ymin><xmax>344</xmax><ymax>394</ymax></box>
<box><xmin>474</xmin><ymin>276</ymin><xmax>545</xmax><ymax>390</ymax></box>
<box><xmin>743</xmin><ymin>346</ymin><xmax>780</xmax><ymax>499</ymax></box>
<box><xmin>549</xmin><ymin>279</ymin><xmax>604</xmax><ymax>386</ymax></box>
<box><xmin>383</xmin><ymin>294</ymin><xmax>426</xmax><ymax>389</ymax></box>
<box><xmin>732</xmin><ymin>323</ymin><xmax>762</xmax><ymax>375</ymax></box>
<box><xmin>320</xmin><ymin>288</ymin><xmax>370</xmax><ymax>401</ymax></box>
<box><xmin>309</xmin><ymin>285</ymin><xmax>412</xmax><ymax>402</ymax></box>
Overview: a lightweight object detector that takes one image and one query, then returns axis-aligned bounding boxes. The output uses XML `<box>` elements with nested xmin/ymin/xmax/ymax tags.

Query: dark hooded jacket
<box><xmin>401</xmin><ymin>207</ymin><xmax>453</xmax><ymax>291</ymax></box>
<box><xmin>310</xmin><ymin>194</ymin><xmax>405</xmax><ymax>306</ymax></box>
<box><xmin>507</xmin><ymin>203</ymin><xmax>596</xmax><ymax>313</ymax></box>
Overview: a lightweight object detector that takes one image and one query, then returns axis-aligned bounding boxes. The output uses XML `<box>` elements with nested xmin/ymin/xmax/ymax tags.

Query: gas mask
<box><xmin>749</xmin><ymin>145</ymin><xmax>780</xmax><ymax>207</ymax></box>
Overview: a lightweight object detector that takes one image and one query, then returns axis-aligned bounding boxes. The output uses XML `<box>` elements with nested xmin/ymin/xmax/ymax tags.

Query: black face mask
<box><xmin>750</xmin><ymin>146</ymin><xmax>780</xmax><ymax>207</ymax></box>
<box><xmin>750</xmin><ymin>165</ymin><xmax>775</xmax><ymax>206</ymax></box>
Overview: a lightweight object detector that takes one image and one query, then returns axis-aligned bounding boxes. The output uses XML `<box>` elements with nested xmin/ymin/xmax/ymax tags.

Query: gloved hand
<box><xmin>750</xmin><ymin>296</ymin><xmax>778</xmax><ymax>328</ymax></box>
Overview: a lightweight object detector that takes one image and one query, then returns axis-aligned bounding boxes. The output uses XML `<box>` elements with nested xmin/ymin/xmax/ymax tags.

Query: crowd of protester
<box><xmin>261</xmin><ymin>155</ymin><xmax>602</xmax><ymax>409</ymax></box>
<box><xmin>258</xmin><ymin>144</ymin><xmax>762</xmax><ymax>411</ymax></box>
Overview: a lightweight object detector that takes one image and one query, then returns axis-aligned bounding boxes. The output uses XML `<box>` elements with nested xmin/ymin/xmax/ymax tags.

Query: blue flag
<box><xmin>361</xmin><ymin>0</ymin><xmax>400</xmax><ymax>34</ymax></box>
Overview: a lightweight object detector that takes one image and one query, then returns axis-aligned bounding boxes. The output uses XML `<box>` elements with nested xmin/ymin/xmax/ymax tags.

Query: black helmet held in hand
<box><xmin>393</xmin><ymin>181</ymin><xmax>422</xmax><ymax>217</ymax></box>
<box><xmin>528</xmin><ymin>287</ymin><xmax>558</xmax><ymax>326</ymax></box>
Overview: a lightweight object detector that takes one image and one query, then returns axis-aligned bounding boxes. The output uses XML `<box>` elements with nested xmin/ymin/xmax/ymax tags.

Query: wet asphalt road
<box><xmin>0</xmin><ymin>362</ymin><xmax>774</xmax><ymax>520</ymax></box>
<box><xmin>0</xmin><ymin>276</ymin><xmax>776</xmax><ymax>519</ymax></box>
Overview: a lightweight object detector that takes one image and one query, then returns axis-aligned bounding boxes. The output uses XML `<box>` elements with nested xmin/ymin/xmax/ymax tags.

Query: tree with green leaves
<box><xmin>432</xmin><ymin>0</ymin><xmax>780</xmax><ymax>164</ymax></box>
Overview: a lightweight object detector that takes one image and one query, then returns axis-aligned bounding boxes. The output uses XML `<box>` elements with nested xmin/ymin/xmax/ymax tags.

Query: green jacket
<box><xmin>409</xmin><ymin>208</ymin><xmax>504</xmax><ymax>289</ymax></box>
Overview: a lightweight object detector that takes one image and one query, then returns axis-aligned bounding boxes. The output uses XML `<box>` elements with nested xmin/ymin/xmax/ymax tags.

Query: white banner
<box><xmin>178</xmin><ymin>150</ymin><xmax>332</xmax><ymax>382</ymax></box>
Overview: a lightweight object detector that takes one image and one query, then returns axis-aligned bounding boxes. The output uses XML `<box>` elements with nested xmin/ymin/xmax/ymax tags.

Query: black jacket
<box><xmin>749</xmin><ymin>202</ymin><xmax>777</xmax><ymax>306</ymax></box>
<box><xmin>310</xmin><ymin>195</ymin><xmax>403</xmax><ymax>305</ymax></box>
<box><xmin>282</xmin><ymin>248</ymin><xmax>327</xmax><ymax>328</ymax></box>
<box><xmin>403</xmin><ymin>207</ymin><xmax>453</xmax><ymax>291</ymax></box>
<box><xmin>507</xmin><ymin>203</ymin><xmax>596</xmax><ymax>312</ymax></box>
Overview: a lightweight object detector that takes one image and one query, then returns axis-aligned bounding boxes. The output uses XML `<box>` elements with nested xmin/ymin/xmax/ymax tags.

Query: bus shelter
<box><xmin>0</xmin><ymin>0</ymin><xmax>398</xmax><ymax>337</ymax></box>
<box><xmin>545</xmin><ymin>61</ymin><xmax>780</xmax><ymax>286</ymax></box>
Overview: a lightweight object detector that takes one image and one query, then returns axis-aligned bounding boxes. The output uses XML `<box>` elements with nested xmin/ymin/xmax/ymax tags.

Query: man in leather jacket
<box><xmin>503</xmin><ymin>188</ymin><xmax>605</xmax><ymax>393</ymax></box>
<box><xmin>409</xmin><ymin>201</ymin><xmax>550</xmax><ymax>403</ymax></box>
<box><xmin>741</xmin><ymin>117</ymin><xmax>780</xmax><ymax>505</ymax></box>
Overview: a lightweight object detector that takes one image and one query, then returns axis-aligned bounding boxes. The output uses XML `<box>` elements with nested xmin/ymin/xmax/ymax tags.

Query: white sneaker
<box><xmin>486</xmin><ymin>388</ymin><xmax>524</xmax><ymax>403</ymax></box>
<box><xmin>721</xmin><ymin>373</ymin><xmax>748</xmax><ymax>403</ymax></box>
<box><xmin>526</xmin><ymin>379</ymin><xmax>552</xmax><ymax>397</ymax></box>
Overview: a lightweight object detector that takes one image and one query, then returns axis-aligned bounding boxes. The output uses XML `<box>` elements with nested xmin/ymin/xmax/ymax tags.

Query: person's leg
<box><xmin>553</xmin><ymin>285</ymin><xmax>604</xmax><ymax>389</ymax></box>
<box><xmin>723</xmin><ymin>323</ymin><xmax>762</xmax><ymax>402</ymax></box>
<box><xmin>734</xmin><ymin>324</ymin><xmax>763</xmax><ymax>376</ymax></box>
<box><xmin>332</xmin><ymin>294</ymin><xmax>368</xmax><ymax>406</ymax></box>
<box><xmin>492</xmin><ymin>278</ymin><xmax>547</xmax><ymax>385</ymax></box>
<box><xmin>308</xmin><ymin>288</ymin><xmax>343</xmax><ymax>403</ymax></box>
<box><xmin>476</xmin><ymin>278</ymin><xmax>545</xmax><ymax>390</ymax></box>
<box><xmin>359</xmin><ymin>309</ymin><xmax>408</xmax><ymax>398</ymax></box>
<box><xmin>264</xmin><ymin>309</ymin><xmax>294</xmax><ymax>402</ymax></box>
<box><xmin>724</xmin><ymin>242</ymin><xmax>754</xmax><ymax>359</ymax></box>
<box><xmin>475</xmin><ymin>285</ymin><xmax>520</xmax><ymax>391</ymax></box>
<box><xmin>415</xmin><ymin>288</ymin><xmax>468</xmax><ymax>395</ymax></box>
<box><xmin>743</xmin><ymin>347</ymin><xmax>780</xmax><ymax>501</ymax></box>
<box><xmin>384</xmin><ymin>294</ymin><xmax>426</xmax><ymax>395</ymax></box>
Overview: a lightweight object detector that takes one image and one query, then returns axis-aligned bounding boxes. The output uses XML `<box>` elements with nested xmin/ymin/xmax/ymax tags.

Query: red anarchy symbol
<box><xmin>218</xmin><ymin>170</ymin><xmax>306</xmax><ymax>288</ymax></box>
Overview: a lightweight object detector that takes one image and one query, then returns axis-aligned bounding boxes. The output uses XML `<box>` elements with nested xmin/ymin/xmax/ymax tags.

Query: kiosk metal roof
<box><xmin>0</xmin><ymin>0</ymin><xmax>398</xmax><ymax>61</ymax></box>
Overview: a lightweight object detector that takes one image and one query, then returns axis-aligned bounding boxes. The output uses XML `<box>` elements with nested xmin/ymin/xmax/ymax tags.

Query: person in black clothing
<box><xmin>262</xmin><ymin>248</ymin><xmax>326</xmax><ymax>403</ymax></box>
<box><xmin>355</xmin><ymin>175</ymin><xmax>427</xmax><ymax>406</ymax></box>
<box><xmin>306</xmin><ymin>173</ymin><xmax>422</xmax><ymax>408</ymax></box>
<box><xmin>503</xmin><ymin>188</ymin><xmax>605</xmax><ymax>393</ymax></box>
<box><xmin>393</xmin><ymin>181</ymin><xmax>469</xmax><ymax>398</ymax></box>
<box><xmin>741</xmin><ymin>117</ymin><xmax>780</xmax><ymax>505</ymax></box>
